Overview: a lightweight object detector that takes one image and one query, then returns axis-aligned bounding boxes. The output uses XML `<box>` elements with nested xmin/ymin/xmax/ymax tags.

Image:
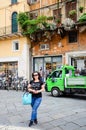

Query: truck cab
<box><xmin>45</xmin><ymin>65</ymin><xmax>86</xmax><ymax>97</ymax></box>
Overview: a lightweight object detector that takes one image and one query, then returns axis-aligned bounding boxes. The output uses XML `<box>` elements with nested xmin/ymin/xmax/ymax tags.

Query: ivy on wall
<box><xmin>17</xmin><ymin>12</ymin><xmax>57</xmax><ymax>42</ymax></box>
<box><xmin>18</xmin><ymin>12</ymin><xmax>56</xmax><ymax>35</ymax></box>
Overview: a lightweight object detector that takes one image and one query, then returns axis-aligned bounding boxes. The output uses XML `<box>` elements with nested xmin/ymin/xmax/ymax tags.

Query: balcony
<box><xmin>0</xmin><ymin>25</ymin><xmax>22</xmax><ymax>40</ymax></box>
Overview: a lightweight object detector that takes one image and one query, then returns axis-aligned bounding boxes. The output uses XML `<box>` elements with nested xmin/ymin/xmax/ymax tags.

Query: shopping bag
<box><xmin>22</xmin><ymin>92</ymin><xmax>32</xmax><ymax>105</ymax></box>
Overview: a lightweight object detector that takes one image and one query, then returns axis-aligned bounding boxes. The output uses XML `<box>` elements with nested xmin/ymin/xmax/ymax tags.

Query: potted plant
<box><xmin>71</xmin><ymin>0</ymin><xmax>75</xmax><ymax>2</ymax></box>
<box><xmin>56</xmin><ymin>18</ymin><xmax>61</xmax><ymax>26</ymax></box>
<box><xmin>47</xmin><ymin>16</ymin><xmax>53</xmax><ymax>20</ymax></box>
<box><xmin>78</xmin><ymin>13</ymin><xmax>86</xmax><ymax>22</ymax></box>
<box><xmin>69</xmin><ymin>9</ymin><xmax>76</xmax><ymax>19</ymax></box>
<box><xmin>79</xmin><ymin>6</ymin><xmax>84</xmax><ymax>13</ymax></box>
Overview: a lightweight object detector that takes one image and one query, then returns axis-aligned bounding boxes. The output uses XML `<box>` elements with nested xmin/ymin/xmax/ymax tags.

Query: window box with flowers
<box><xmin>63</xmin><ymin>18</ymin><xmax>75</xmax><ymax>31</ymax></box>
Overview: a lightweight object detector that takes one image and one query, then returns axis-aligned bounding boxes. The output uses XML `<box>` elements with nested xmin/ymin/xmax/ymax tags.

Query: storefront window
<box><xmin>52</xmin><ymin>56</ymin><xmax>62</xmax><ymax>69</ymax></box>
<box><xmin>0</xmin><ymin>62</ymin><xmax>18</xmax><ymax>78</ymax></box>
<box><xmin>34</xmin><ymin>58</ymin><xmax>44</xmax><ymax>71</ymax></box>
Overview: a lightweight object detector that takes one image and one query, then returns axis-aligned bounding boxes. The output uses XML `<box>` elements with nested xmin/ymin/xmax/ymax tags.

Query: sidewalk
<box><xmin>0</xmin><ymin>90</ymin><xmax>86</xmax><ymax>130</ymax></box>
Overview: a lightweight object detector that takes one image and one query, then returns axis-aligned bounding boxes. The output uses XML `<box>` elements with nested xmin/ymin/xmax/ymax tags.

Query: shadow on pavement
<box><xmin>46</xmin><ymin>93</ymin><xmax>86</xmax><ymax>100</ymax></box>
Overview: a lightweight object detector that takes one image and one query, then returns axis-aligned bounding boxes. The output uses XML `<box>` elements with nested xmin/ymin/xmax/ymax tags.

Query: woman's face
<box><xmin>33</xmin><ymin>73</ymin><xmax>39</xmax><ymax>79</ymax></box>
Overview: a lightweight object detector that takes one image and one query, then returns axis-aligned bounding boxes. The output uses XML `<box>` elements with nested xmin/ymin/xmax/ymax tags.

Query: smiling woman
<box><xmin>27</xmin><ymin>71</ymin><xmax>45</xmax><ymax>127</ymax></box>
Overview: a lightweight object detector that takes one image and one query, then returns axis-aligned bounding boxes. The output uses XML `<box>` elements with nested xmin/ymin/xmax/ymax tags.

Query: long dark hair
<box><xmin>32</xmin><ymin>71</ymin><xmax>41</xmax><ymax>81</ymax></box>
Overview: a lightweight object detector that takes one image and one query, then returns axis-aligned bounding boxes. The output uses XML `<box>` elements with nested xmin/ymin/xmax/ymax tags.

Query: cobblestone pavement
<box><xmin>0</xmin><ymin>90</ymin><xmax>86</xmax><ymax>130</ymax></box>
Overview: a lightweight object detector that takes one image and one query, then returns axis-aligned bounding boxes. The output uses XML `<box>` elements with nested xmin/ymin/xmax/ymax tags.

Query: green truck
<box><xmin>45</xmin><ymin>65</ymin><xmax>86</xmax><ymax>97</ymax></box>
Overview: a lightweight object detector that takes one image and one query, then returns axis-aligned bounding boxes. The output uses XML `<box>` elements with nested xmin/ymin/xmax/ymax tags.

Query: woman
<box><xmin>28</xmin><ymin>71</ymin><xmax>45</xmax><ymax>127</ymax></box>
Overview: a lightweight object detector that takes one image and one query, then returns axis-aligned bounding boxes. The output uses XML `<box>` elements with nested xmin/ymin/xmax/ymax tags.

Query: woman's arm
<box><xmin>36</xmin><ymin>83</ymin><xmax>45</xmax><ymax>93</ymax></box>
<box><xmin>28</xmin><ymin>83</ymin><xmax>35</xmax><ymax>93</ymax></box>
<box><xmin>28</xmin><ymin>82</ymin><xmax>45</xmax><ymax>94</ymax></box>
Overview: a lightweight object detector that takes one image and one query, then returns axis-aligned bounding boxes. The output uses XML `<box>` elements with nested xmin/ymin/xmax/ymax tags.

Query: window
<box><xmin>40</xmin><ymin>44</ymin><xmax>49</xmax><ymax>50</ymax></box>
<box><xmin>51</xmin><ymin>71</ymin><xmax>62</xmax><ymax>78</ymax></box>
<box><xmin>68</xmin><ymin>31</ymin><xmax>77</xmax><ymax>43</ymax></box>
<box><xmin>27</xmin><ymin>0</ymin><xmax>37</xmax><ymax>4</ymax></box>
<box><xmin>30</xmin><ymin>12</ymin><xmax>38</xmax><ymax>19</ymax></box>
<box><xmin>66</xmin><ymin>0</ymin><xmax>77</xmax><ymax>21</ymax></box>
<box><xmin>11</xmin><ymin>0</ymin><xmax>17</xmax><ymax>4</ymax></box>
<box><xmin>12</xmin><ymin>41</ymin><xmax>19</xmax><ymax>51</ymax></box>
<box><xmin>12</xmin><ymin>12</ymin><xmax>18</xmax><ymax>33</ymax></box>
<box><xmin>53</xmin><ymin>8</ymin><xmax>61</xmax><ymax>23</ymax></box>
<box><xmin>31</xmin><ymin>0</ymin><xmax>37</xmax><ymax>3</ymax></box>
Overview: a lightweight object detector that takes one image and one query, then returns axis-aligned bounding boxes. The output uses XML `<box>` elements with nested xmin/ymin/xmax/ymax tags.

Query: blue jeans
<box><xmin>30</xmin><ymin>97</ymin><xmax>42</xmax><ymax>121</ymax></box>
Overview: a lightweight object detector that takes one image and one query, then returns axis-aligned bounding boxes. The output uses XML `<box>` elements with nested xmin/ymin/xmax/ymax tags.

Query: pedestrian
<box><xmin>39</xmin><ymin>67</ymin><xmax>44</xmax><ymax>82</ymax></box>
<box><xmin>28</xmin><ymin>71</ymin><xmax>45</xmax><ymax>127</ymax></box>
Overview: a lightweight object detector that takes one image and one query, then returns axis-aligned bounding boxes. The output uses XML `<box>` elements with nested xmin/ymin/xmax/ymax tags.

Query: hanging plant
<box><xmin>18</xmin><ymin>14</ymin><xmax>47</xmax><ymax>35</ymax></box>
<box><xmin>69</xmin><ymin>9</ymin><xmax>76</xmax><ymax>19</ymax></box>
<box><xmin>18</xmin><ymin>13</ymin><xmax>57</xmax><ymax>41</ymax></box>
<box><xmin>78</xmin><ymin>13</ymin><xmax>86</xmax><ymax>22</ymax></box>
<box><xmin>63</xmin><ymin>18</ymin><xmax>75</xmax><ymax>30</ymax></box>
<box><xmin>71</xmin><ymin>0</ymin><xmax>76</xmax><ymax>2</ymax></box>
<box><xmin>17</xmin><ymin>12</ymin><xmax>29</xmax><ymax>30</ymax></box>
<box><xmin>79</xmin><ymin>6</ymin><xmax>84</xmax><ymax>13</ymax></box>
<box><xmin>56</xmin><ymin>18</ymin><xmax>61</xmax><ymax>24</ymax></box>
<box><xmin>56</xmin><ymin>18</ymin><xmax>61</xmax><ymax>27</ymax></box>
<box><xmin>47</xmin><ymin>16</ymin><xmax>53</xmax><ymax>20</ymax></box>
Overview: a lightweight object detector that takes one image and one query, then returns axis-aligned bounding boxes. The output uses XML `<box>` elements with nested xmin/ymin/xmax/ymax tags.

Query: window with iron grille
<box><xmin>68</xmin><ymin>31</ymin><xmax>77</xmax><ymax>43</ymax></box>
<box><xmin>66</xmin><ymin>0</ymin><xmax>77</xmax><ymax>21</ymax></box>
<box><xmin>40</xmin><ymin>44</ymin><xmax>49</xmax><ymax>50</ymax></box>
<box><xmin>53</xmin><ymin>8</ymin><xmax>61</xmax><ymax>22</ymax></box>
<box><xmin>11</xmin><ymin>0</ymin><xmax>17</xmax><ymax>4</ymax></box>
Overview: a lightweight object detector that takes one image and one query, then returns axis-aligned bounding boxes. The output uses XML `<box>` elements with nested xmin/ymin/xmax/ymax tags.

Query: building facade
<box><xmin>0</xmin><ymin>0</ymin><xmax>86</xmax><ymax>81</ymax></box>
<box><xmin>27</xmin><ymin>0</ymin><xmax>86</xmax><ymax>81</ymax></box>
<box><xmin>0</xmin><ymin>0</ymin><xmax>31</xmax><ymax>79</ymax></box>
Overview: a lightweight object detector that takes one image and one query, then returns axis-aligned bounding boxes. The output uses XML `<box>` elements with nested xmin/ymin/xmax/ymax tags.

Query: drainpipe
<box><xmin>77</xmin><ymin>0</ymin><xmax>79</xmax><ymax>20</ymax></box>
<box><xmin>84</xmin><ymin>0</ymin><xmax>85</xmax><ymax>13</ymax></box>
<box><xmin>40</xmin><ymin>0</ymin><xmax>42</xmax><ymax>15</ymax></box>
<box><xmin>5</xmin><ymin>8</ymin><xmax>6</xmax><ymax>34</ymax></box>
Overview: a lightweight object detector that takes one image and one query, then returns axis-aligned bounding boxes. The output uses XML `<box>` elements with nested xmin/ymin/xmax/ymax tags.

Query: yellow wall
<box><xmin>0</xmin><ymin>37</ymin><xmax>28</xmax><ymax>58</ymax></box>
<box><xmin>0</xmin><ymin>0</ymin><xmax>28</xmax><ymax>9</ymax></box>
<box><xmin>0</xmin><ymin>0</ymin><xmax>30</xmax><ymax>27</ymax></box>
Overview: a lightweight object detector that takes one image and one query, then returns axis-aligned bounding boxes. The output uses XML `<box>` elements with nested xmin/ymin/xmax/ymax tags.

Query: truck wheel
<box><xmin>51</xmin><ymin>88</ymin><xmax>60</xmax><ymax>97</ymax></box>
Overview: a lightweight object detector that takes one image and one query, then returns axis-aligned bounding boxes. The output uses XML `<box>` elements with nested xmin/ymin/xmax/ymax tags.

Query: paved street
<box><xmin>0</xmin><ymin>90</ymin><xmax>86</xmax><ymax>130</ymax></box>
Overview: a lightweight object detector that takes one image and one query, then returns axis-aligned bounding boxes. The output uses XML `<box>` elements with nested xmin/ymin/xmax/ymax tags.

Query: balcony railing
<box><xmin>0</xmin><ymin>25</ymin><xmax>22</xmax><ymax>37</ymax></box>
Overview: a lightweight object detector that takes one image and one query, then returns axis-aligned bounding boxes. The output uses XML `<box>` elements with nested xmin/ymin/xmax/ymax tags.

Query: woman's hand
<box><xmin>28</xmin><ymin>88</ymin><xmax>38</xmax><ymax>94</ymax></box>
<box><xmin>28</xmin><ymin>83</ymin><xmax>45</xmax><ymax>94</ymax></box>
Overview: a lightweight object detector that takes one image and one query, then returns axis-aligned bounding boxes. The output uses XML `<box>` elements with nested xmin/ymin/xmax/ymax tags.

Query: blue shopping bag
<box><xmin>22</xmin><ymin>92</ymin><xmax>32</xmax><ymax>105</ymax></box>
